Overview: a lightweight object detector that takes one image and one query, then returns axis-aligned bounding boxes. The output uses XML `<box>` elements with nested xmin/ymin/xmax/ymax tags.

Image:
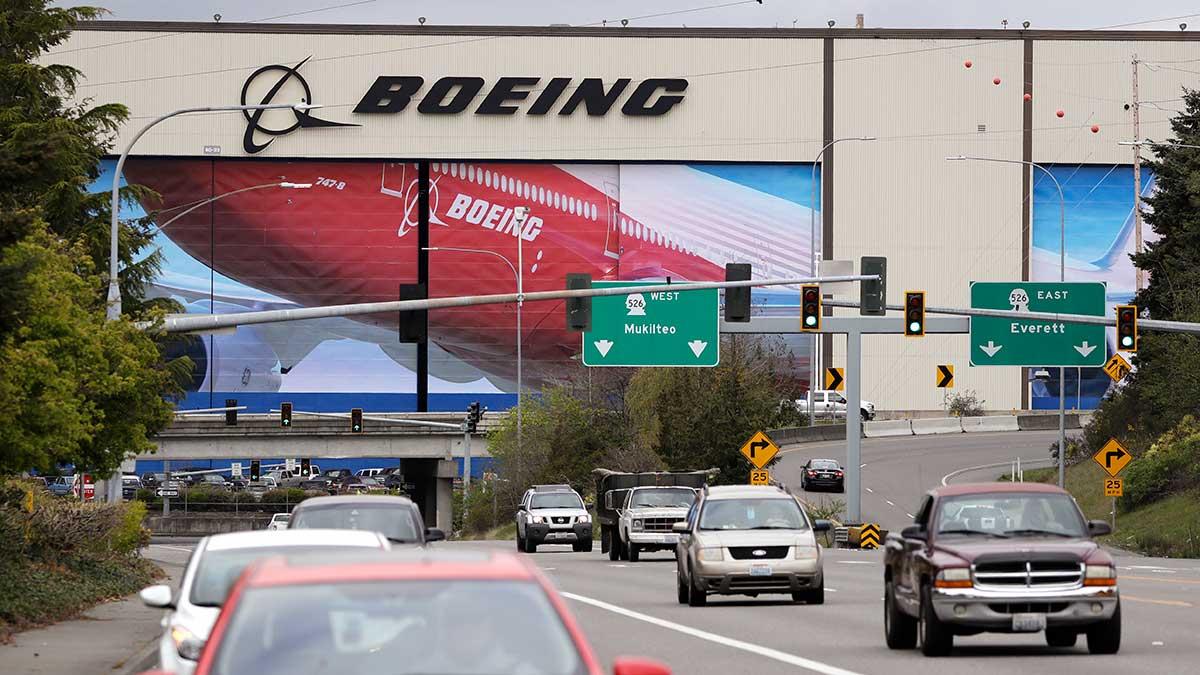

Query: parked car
<box><xmin>289</xmin><ymin>495</ymin><xmax>443</xmax><ymax>545</ymax></box>
<box><xmin>169</xmin><ymin>550</ymin><xmax>670</xmax><ymax>675</ymax></box>
<box><xmin>354</xmin><ymin>468</ymin><xmax>386</xmax><ymax>478</ymax></box>
<box><xmin>335</xmin><ymin>475</ymin><xmax>386</xmax><ymax>495</ymax></box>
<box><xmin>675</xmin><ymin>484</ymin><xmax>830</xmax><ymax>606</ymax></box>
<box><xmin>122</xmin><ymin>475</ymin><xmax>143</xmax><ymax>499</ymax></box>
<box><xmin>47</xmin><ymin>475</ymin><xmax>76</xmax><ymax>497</ymax></box>
<box><xmin>192</xmin><ymin>475</ymin><xmax>231</xmax><ymax>491</ymax></box>
<box><xmin>882</xmin><ymin>482</ymin><xmax>1120</xmax><ymax>656</ymax></box>
<box><xmin>243</xmin><ymin>482</ymin><xmax>271</xmax><ymax>501</ymax></box>
<box><xmin>141</xmin><ymin>472</ymin><xmax>166</xmax><ymax>489</ymax></box>
<box><xmin>266</xmin><ymin>513</ymin><xmax>290</xmax><ymax>531</ymax></box>
<box><xmin>138</xmin><ymin>529</ymin><xmax>390</xmax><ymax>675</ymax></box>
<box><xmin>319</xmin><ymin>468</ymin><xmax>353</xmax><ymax>482</ymax></box>
<box><xmin>799</xmin><ymin>459</ymin><xmax>845</xmax><ymax>492</ymax></box>
<box><xmin>796</xmin><ymin>390</ymin><xmax>877</xmax><ymax>421</ymax></box>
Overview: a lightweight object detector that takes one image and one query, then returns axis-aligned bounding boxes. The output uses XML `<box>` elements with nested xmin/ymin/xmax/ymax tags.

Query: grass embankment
<box><xmin>1016</xmin><ymin>462</ymin><xmax>1200</xmax><ymax>558</ymax></box>
<box><xmin>0</xmin><ymin>480</ymin><xmax>161</xmax><ymax>640</ymax></box>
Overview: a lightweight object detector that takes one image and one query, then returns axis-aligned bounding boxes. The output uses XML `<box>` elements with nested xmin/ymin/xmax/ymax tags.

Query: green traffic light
<box><xmin>909</xmin><ymin>321</ymin><xmax>921</xmax><ymax>332</ymax></box>
<box><xmin>1121</xmin><ymin>336</ymin><xmax>1133</xmax><ymax>347</ymax></box>
<box><xmin>805</xmin><ymin>316</ymin><xmax>816</xmax><ymax>326</ymax></box>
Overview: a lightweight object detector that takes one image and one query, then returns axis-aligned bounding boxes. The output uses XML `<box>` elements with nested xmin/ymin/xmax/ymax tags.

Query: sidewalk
<box><xmin>4</xmin><ymin>546</ymin><xmax>188</xmax><ymax>675</ymax></box>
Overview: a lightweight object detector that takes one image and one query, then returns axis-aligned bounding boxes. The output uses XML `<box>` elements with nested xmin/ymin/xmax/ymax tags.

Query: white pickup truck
<box><xmin>797</xmin><ymin>390</ymin><xmax>876</xmax><ymax>421</ymax></box>
<box><xmin>613</xmin><ymin>485</ymin><xmax>698</xmax><ymax>562</ymax></box>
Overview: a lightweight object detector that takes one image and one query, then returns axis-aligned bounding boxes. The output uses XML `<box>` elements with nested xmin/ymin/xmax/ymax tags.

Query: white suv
<box><xmin>515</xmin><ymin>485</ymin><xmax>593</xmax><ymax>553</ymax></box>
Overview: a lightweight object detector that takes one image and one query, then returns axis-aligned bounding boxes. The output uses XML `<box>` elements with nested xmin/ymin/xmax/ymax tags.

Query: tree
<box><xmin>1112</xmin><ymin>88</ymin><xmax>1200</xmax><ymax>438</ymax></box>
<box><xmin>625</xmin><ymin>335</ymin><xmax>805</xmax><ymax>483</ymax></box>
<box><xmin>0</xmin><ymin>2</ymin><xmax>185</xmax><ymax>475</ymax></box>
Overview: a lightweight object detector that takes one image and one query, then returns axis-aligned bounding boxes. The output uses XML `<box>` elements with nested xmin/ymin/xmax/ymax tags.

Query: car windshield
<box><xmin>936</xmin><ymin>493</ymin><xmax>1087</xmax><ymax>538</ymax></box>
<box><xmin>629</xmin><ymin>488</ymin><xmax>696</xmax><ymax>508</ymax></box>
<box><xmin>190</xmin><ymin>546</ymin><xmax>367</xmax><ymax>607</ymax></box>
<box><xmin>699</xmin><ymin>498</ymin><xmax>808</xmax><ymax>531</ymax></box>
<box><xmin>531</xmin><ymin>493</ymin><xmax>583</xmax><ymax>509</ymax></box>
<box><xmin>809</xmin><ymin>460</ymin><xmax>840</xmax><ymax>470</ymax></box>
<box><xmin>210</xmin><ymin>580</ymin><xmax>585</xmax><ymax>675</ymax></box>
<box><xmin>291</xmin><ymin>504</ymin><xmax>421</xmax><ymax>542</ymax></box>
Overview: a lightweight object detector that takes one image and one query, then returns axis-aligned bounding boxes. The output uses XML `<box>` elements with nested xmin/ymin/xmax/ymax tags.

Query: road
<box><xmin>122</xmin><ymin>430</ymin><xmax>1199</xmax><ymax>675</ymax></box>
<box><xmin>778</xmin><ymin>430</ymin><xmax>1063</xmax><ymax>531</ymax></box>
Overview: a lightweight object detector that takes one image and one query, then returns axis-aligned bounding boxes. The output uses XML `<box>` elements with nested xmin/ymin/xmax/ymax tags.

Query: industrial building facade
<box><xmin>54</xmin><ymin>22</ymin><xmax>1200</xmax><ymax>413</ymax></box>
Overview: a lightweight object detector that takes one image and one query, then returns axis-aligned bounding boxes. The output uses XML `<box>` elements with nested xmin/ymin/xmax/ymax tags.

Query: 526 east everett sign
<box><xmin>969</xmin><ymin>281</ymin><xmax>1106</xmax><ymax>367</ymax></box>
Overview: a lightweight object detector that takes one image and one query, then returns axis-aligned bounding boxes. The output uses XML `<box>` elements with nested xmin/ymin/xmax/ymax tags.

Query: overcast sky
<box><xmin>71</xmin><ymin>0</ymin><xmax>1200</xmax><ymax>31</ymax></box>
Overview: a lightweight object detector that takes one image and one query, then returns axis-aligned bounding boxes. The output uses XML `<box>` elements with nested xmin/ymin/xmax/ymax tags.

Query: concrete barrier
<box><xmin>1017</xmin><ymin>413</ymin><xmax>1082</xmax><ymax>431</ymax></box>
<box><xmin>911</xmin><ymin>417</ymin><xmax>964</xmax><ymax>435</ymax></box>
<box><xmin>863</xmin><ymin>419</ymin><xmax>913</xmax><ymax>437</ymax></box>
<box><xmin>768</xmin><ymin>425</ymin><xmax>848</xmax><ymax>445</ymax></box>
<box><xmin>145</xmin><ymin>513</ymin><xmax>269</xmax><ymax>536</ymax></box>
<box><xmin>961</xmin><ymin>415</ymin><xmax>1021</xmax><ymax>433</ymax></box>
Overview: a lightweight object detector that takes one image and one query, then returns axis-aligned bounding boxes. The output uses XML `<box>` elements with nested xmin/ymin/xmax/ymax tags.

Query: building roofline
<box><xmin>73</xmin><ymin>20</ymin><xmax>1200</xmax><ymax>42</ymax></box>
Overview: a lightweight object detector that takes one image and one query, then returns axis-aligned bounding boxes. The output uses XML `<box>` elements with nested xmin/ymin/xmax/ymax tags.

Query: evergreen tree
<box><xmin>0</xmin><ymin>2</ymin><xmax>186</xmax><ymax>475</ymax></box>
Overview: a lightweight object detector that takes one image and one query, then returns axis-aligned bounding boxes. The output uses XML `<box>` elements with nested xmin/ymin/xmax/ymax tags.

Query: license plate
<box><xmin>1011</xmin><ymin>613</ymin><xmax>1046</xmax><ymax>632</ymax></box>
<box><xmin>749</xmin><ymin>564</ymin><xmax>772</xmax><ymax>577</ymax></box>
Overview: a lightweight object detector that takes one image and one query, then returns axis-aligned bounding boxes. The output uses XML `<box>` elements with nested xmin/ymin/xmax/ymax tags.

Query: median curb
<box><xmin>961</xmin><ymin>415</ymin><xmax>1021</xmax><ymax>433</ymax></box>
<box><xmin>911</xmin><ymin>417</ymin><xmax>964</xmax><ymax>435</ymax></box>
<box><xmin>863</xmin><ymin>419</ymin><xmax>913</xmax><ymax>437</ymax></box>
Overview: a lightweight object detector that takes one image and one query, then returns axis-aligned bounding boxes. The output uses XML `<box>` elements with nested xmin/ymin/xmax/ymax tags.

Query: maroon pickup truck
<box><xmin>883</xmin><ymin>482</ymin><xmax>1120</xmax><ymax>656</ymax></box>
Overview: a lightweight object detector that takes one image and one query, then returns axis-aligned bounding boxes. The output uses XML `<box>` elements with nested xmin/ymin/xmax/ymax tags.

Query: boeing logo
<box><xmin>240</xmin><ymin>56</ymin><xmax>357</xmax><ymax>154</ymax></box>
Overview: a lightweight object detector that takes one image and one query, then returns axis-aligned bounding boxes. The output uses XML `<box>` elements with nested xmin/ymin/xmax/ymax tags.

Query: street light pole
<box><xmin>808</xmin><ymin>136</ymin><xmax>875</xmax><ymax>426</ymax></box>
<box><xmin>947</xmin><ymin>155</ymin><xmax>1067</xmax><ymax>487</ymax></box>
<box><xmin>143</xmin><ymin>182</ymin><xmax>312</xmax><ymax>241</ymax></box>
<box><xmin>103</xmin><ymin>102</ymin><xmax>314</xmax><ymax>503</ymax></box>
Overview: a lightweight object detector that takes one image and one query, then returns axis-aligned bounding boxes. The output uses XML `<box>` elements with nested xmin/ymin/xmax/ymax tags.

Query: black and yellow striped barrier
<box><xmin>847</xmin><ymin>523</ymin><xmax>885</xmax><ymax>549</ymax></box>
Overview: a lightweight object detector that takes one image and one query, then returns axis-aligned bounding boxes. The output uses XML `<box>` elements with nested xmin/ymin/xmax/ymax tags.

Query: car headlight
<box><xmin>578</xmin><ymin>514</ymin><xmax>591</xmax><ymax>523</ymax></box>
<box><xmin>934</xmin><ymin>567</ymin><xmax>973</xmax><ymax>588</ymax></box>
<box><xmin>1084</xmin><ymin>564</ymin><xmax>1117</xmax><ymax>586</ymax></box>
<box><xmin>170</xmin><ymin>624</ymin><xmax>205</xmax><ymax>661</ymax></box>
<box><xmin>631</xmin><ymin>519</ymin><xmax>644</xmax><ymax>531</ymax></box>
<box><xmin>698</xmin><ymin>547</ymin><xmax>724</xmax><ymax>561</ymax></box>
<box><xmin>530</xmin><ymin>515</ymin><xmax>545</xmax><ymax>524</ymax></box>
<box><xmin>794</xmin><ymin>545</ymin><xmax>818</xmax><ymax>560</ymax></box>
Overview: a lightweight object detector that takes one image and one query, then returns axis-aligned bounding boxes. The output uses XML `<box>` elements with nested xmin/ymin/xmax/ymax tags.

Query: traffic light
<box><xmin>280</xmin><ymin>402</ymin><xmax>292</xmax><ymax>428</ymax></box>
<box><xmin>250</xmin><ymin>460</ymin><xmax>260</xmax><ymax>482</ymax></box>
<box><xmin>351</xmin><ymin>408</ymin><xmax>364</xmax><ymax>433</ymax></box>
<box><xmin>1116</xmin><ymin>304</ymin><xmax>1138</xmax><ymax>351</ymax></box>
<box><xmin>904</xmin><ymin>291</ymin><xmax>926</xmax><ymax>337</ymax></box>
<box><xmin>801</xmin><ymin>285</ymin><xmax>821</xmax><ymax>331</ymax></box>
<box><xmin>859</xmin><ymin>256</ymin><xmax>887</xmax><ymax>316</ymax></box>
<box><xmin>300</xmin><ymin>458</ymin><xmax>311</xmax><ymax>477</ymax></box>
<box><xmin>225</xmin><ymin>398</ymin><xmax>238</xmax><ymax>426</ymax></box>
<box><xmin>466</xmin><ymin>401</ymin><xmax>485</xmax><ymax>433</ymax></box>
<box><xmin>724</xmin><ymin>263</ymin><xmax>751</xmax><ymax>323</ymax></box>
<box><xmin>398</xmin><ymin>283</ymin><xmax>428</xmax><ymax>343</ymax></box>
<box><xmin>566</xmin><ymin>273</ymin><xmax>592</xmax><ymax>332</ymax></box>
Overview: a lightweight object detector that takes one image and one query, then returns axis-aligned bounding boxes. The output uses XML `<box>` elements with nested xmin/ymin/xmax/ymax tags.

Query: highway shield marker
<box><xmin>824</xmin><ymin>367</ymin><xmax>845</xmax><ymax>391</ymax></box>
<box><xmin>1104</xmin><ymin>478</ymin><xmax>1123</xmax><ymax>497</ymax></box>
<box><xmin>1093</xmin><ymin>438</ymin><xmax>1132</xmax><ymax>477</ymax></box>
<box><xmin>936</xmin><ymin>364</ymin><xmax>954</xmax><ymax>388</ymax></box>
<box><xmin>750</xmin><ymin>469</ymin><xmax>770</xmax><ymax>486</ymax></box>
<box><xmin>1103</xmin><ymin>353</ymin><xmax>1132</xmax><ymax>382</ymax></box>
<box><xmin>739</xmin><ymin>431</ymin><xmax>780</xmax><ymax>469</ymax></box>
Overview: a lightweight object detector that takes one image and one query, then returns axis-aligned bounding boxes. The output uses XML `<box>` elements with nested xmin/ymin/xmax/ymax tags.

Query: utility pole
<box><xmin>1132</xmin><ymin>53</ymin><xmax>1145</xmax><ymax>292</ymax></box>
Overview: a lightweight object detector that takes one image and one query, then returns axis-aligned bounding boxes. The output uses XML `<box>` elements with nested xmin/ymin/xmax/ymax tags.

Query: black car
<box><xmin>121</xmin><ymin>475</ymin><xmax>142</xmax><ymax>499</ymax></box>
<box><xmin>140</xmin><ymin>472</ymin><xmax>165</xmax><ymax>489</ymax></box>
<box><xmin>800</xmin><ymin>458</ymin><xmax>844</xmax><ymax>492</ymax></box>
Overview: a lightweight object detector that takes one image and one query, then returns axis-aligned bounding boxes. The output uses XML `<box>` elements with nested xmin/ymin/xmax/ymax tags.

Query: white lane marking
<box><xmin>885</xmin><ymin>500</ymin><xmax>896</xmax><ymax>506</ymax></box>
<box><xmin>859</xmin><ymin>463</ymin><xmax>866</xmax><ymax>468</ymax></box>
<box><xmin>153</xmin><ymin>545</ymin><xmax>195</xmax><ymax>553</ymax></box>
<box><xmin>541</xmin><ymin>568</ymin><xmax>557</xmax><ymax>571</ymax></box>
<box><xmin>608</xmin><ymin>564</ymin><xmax>628</xmax><ymax>568</ymax></box>
<box><xmin>563</xmin><ymin>592</ymin><xmax>864</xmax><ymax>675</ymax></box>
<box><xmin>1153</xmin><ymin>641</ymin><xmax>1165</xmax><ymax>646</ymax></box>
<box><xmin>865</xmin><ymin>488</ymin><xmax>874</xmax><ymax>493</ymax></box>
<box><xmin>827</xmin><ymin>588</ymin><xmax>838</xmax><ymax>592</ymax></box>
<box><xmin>905</xmin><ymin>513</ymin><xmax>915</xmax><ymax>519</ymax></box>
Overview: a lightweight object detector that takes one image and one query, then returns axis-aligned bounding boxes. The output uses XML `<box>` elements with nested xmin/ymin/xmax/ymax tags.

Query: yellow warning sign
<box><xmin>1103</xmin><ymin>353</ymin><xmax>1132</xmax><ymax>383</ymax></box>
<box><xmin>750</xmin><ymin>469</ymin><xmax>770</xmax><ymax>486</ymax></box>
<box><xmin>824</xmin><ymin>367</ymin><xmax>844</xmax><ymax>392</ymax></box>
<box><xmin>936</xmin><ymin>364</ymin><xmax>954</xmax><ymax>388</ymax></box>
<box><xmin>739</xmin><ymin>431</ymin><xmax>780</xmax><ymax>469</ymax></box>
<box><xmin>1092</xmin><ymin>438</ymin><xmax>1132</xmax><ymax>478</ymax></box>
<box><xmin>858</xmin><ymin>523</ymin><xmax>881</xmax><ymax>549</ymax></box>
<box><xmin>1104</xmin><ymin>478</ymin><xmax>1123</xmax><ymax>497</ymax></box>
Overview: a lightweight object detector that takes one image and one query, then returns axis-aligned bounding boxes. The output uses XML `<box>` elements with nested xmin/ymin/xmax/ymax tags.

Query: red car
<box><xmin>144</xmin><ymin>549</ymin><xmax>669</xmax><ymax>675</ymax></box>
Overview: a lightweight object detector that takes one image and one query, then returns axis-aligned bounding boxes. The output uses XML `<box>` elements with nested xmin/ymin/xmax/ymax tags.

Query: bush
<box><xmin>110</xmin><ymin>500</ymin><xmax>150</xmax><ymax>555</ymax></box>
<box><xmin>947</xmin><ymin>390</ymin><xmax>986</xmax><ymax>417</ymax></box>
<box><xmin>1122</xmin><ymin>416</ymin><xmax>1200</xmax><ymax>508</ymax></box>
<box><xmin>260</xmin><ymin>488</ymin><xmax>311</xmax><ymax>513</ymax></box>
<box><xmin>180</xmin><ymin>486</ymin><xmax>232</xmax><ymax>512</ymax></box>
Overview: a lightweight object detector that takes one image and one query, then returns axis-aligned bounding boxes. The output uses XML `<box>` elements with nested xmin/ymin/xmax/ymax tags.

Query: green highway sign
<box><xmin>970</xmin><ymin>282</ymin><xmax>1106</xmax><ymax>367</ymax></box>
<box><xmin>582</xmin><ymin>281</ymin><xmax>719</xmax><ymax>367</ymax></box>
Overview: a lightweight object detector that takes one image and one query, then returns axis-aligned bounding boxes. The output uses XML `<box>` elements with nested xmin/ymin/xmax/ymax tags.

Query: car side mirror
<box><xmin>139</xmin><ymin>584</ymin><xmax>174</xmax><ymax>609</ymax></box>
<box><xmin>604</xmin><ymin>493</ymin><xmax>613</xmax><ymax>510</ymax></box>
<box><xmin>613</xmin><ymin>656</ymin><xmax>672</xmax><ymax>675</ymax></box>
<box><xmin>812</xmin><ymin>519</ymin><xmax>831</xmax><ymax>532</ymax></box>
<box><xmin>901</xmin><ymin>524</ymin><xmax>927</xmax><ymax>540</ymax></box>
<box><xmin>424</xmin><ymin>528</ymin><xmax>446</xmax><ymax>542</ymax></box>
<box><xmin>672</xmin><ymin>522</ymin><xmax>689</xmax><ymax>533</ymax></box>
<box><xmin>1087</xmin><ymin>520</ymin><xmax>1112</xmax><ymax>537</ymax></box>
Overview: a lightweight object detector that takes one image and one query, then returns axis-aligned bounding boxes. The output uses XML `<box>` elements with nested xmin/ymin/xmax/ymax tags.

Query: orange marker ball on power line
<box><xmin>993</xmin><ymin>77</ymin><xmax>1001</xmax><ymax>85</ymax></box>
<box><xmin>1056</xmin><ymin>109</ymin><xmax>1065</xmax><ymax>118</ymax></box>
<box><xmin>1091</xmin><ymin>125</ymin><xmax>1100</xmax><ymax>133</ymax></box>
<box><xmin>1024</xmin><ymin>93</ymin><xmax>1032</xmax><ymax>102</ymax></box>
<box><xmin>964</xmin><ymin>60</ymin><xmax>973</xmax><ymax>68</ymax></box>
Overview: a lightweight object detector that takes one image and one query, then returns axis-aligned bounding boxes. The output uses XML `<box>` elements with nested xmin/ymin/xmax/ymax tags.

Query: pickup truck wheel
<box><xmin>884</xmin><ymin>579</ymin><xmax>918</xmax><ymax>649</ymax></box>
<box><xmin>628</xmin><ymin>543</ymin><xmax>641</xmax><ymax>562</ymax></box>
<box><xmin>1085</xmin><ymin>602</ymin><xmax>1121</xmax><ymax>654</ymax></box>
<box><xmin>1045</xmin><ymin>628</ymin><xmax>1078</xmax><ymax>648</ymax></box>
<box><xmin>523</xmin><ymin>536</ymin><xmax>537</xmax><ymax>554</ymax></box>
<box><xmin>600</xmin><ymin>527</ymin><xmax>610</xmax><ymax>554</ymax></box>
<box><xmin>918</xmin><ymin>585</ymin><xmax>952</xmax><ymax>656</ymax></box>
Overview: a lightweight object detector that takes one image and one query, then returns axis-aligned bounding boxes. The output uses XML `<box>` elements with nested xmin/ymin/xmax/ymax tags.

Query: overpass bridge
<box><xmin>135</xmin><ymin>412</ymin><xmax>499</xmax><ymax>532</ymax></box>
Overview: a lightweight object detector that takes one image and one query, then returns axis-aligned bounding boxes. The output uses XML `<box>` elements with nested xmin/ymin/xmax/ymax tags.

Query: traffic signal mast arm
<box><xmin>154</xmin><ymin>274</ymin><xmax>881</xmax><ymax>334</ymax></box>
<box><xmin>268</xmin><ymin>408</ymin><xmax>461</xmax><ymax>429</ymax></box>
